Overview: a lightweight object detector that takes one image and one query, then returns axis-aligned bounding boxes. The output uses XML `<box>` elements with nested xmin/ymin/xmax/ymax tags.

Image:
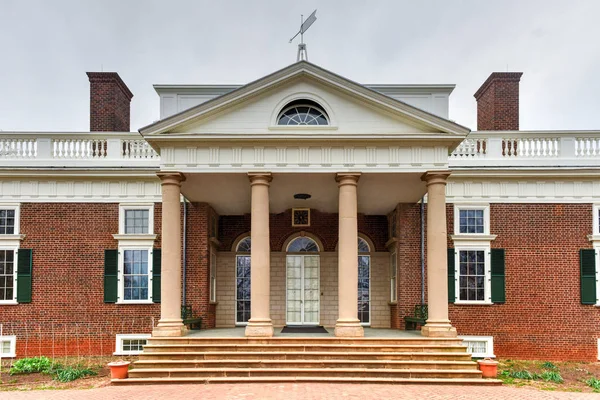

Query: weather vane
<box><xmin>289</xmin><ymin>9</ymin><xmax>317</xmax><ymax>62</ymax></box>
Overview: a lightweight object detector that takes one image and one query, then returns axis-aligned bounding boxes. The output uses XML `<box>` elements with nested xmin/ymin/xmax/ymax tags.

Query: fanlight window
<box><xmin>277</xmin><ymin>100</ymin><xmax>329</xmax><ymax>126</ymax></box>
<box><xmin>287</xmin><ymin>237</ymin><xmax>319</xmax><ymax>252</ymax></box>
<box><xmin>236</xmin><ymin>237</ymin><xmax>251</xmax><ymax>252</ymax></box>
<box><xmin>358</xmin><ymin>237</ymin><xmax>370</xmax><ymax>253</ymax></box>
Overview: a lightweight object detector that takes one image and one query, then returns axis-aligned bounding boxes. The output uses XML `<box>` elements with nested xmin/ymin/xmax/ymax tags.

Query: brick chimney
<box><xmin>474</xmin><ymin>72</ymin><xmax>523</xmax><ymax>131</ymax></box>
<box><xmin>87</xmin><ymin>72</ymin><xmax>134</xmax><ymax>132</ymax></box>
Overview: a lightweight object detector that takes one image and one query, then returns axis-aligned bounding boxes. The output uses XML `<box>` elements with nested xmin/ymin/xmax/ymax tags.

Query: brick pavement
<box><xmin>2</xmin><ymin>383</ymin><xmax>598</xmax><ymax>400</ymax></box>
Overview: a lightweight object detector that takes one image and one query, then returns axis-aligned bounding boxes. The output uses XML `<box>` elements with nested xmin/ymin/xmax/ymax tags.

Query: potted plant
<box><xmin>107</xmin><ymin>360</ymin><xmax>131</xmax><ymax>379</ymax></box>
<box><xmin>477</xmin><ymin>357</ymin><xmax>499</xmax><ymax>378</ymax></box>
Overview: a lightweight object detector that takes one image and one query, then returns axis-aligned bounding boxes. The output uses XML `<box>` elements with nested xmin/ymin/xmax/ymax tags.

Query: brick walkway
<box><xmin>2</xmin><ymin>383</ymin><xmax>598</xmax><ymax>399</ymax></box>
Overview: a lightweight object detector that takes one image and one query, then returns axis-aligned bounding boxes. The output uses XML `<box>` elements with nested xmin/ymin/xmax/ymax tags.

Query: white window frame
<box><xmin>0</xmin><ymin>204</ymin><xmax>20</xmax><ymax>235</ymax></box>
<box><xmin>454</xmin><ymin>244</ymin><xmax>493</xmax><ymax>305</ymax></box>
<box><xmin>454</xmin><ymin>204</ymin><xmax>490</xmax><ymax>236</ymax></box>
<box><xmin>598</xmin><ymin>338</ymin><xmax>600</xmax><ymax>361</ymax></box>
<box><xmin>0</xmin><ymin>335</ymin><xmax>17</xmax><ymax>357</ymax></box>
<box><xmin>390</xmin><ymin>252</ymin><xmax>397</xmax><ymax>302</ymax></box>
<box><xmin>0</xmin><ymin>246</ymin><xmax>18</xmax><ymax>305</ymax></box>
<box><xmin>119</xmin><ymin>204</ymin><xmax>154</xmax><ymax>235</ymax></box>
<box><xmin>594</xmin><ymin>246</ymin><xmax>600</xmax><ymax>307</ymax></box>
<box><xmin>114</xmin><ymin>334</ymin><xmax>151</xmax><ymax>356</ymax></box>
<box><xmin>458</xmin><ymin>335</ymin><xmax>495</xmax><ymax>358</ymax></box>
<box><xmin>117</xmin><ymin>244</ymin><xmax>154</xmax><ymax>304</ymax></box>
<box><xmin>209</xmin><ymin>245</ymin><xmax>217</xmax><ymax>303</ymax></box>
<box><xmin>593</xmin><ymin>205</ymin><xmax>600</xmax><ymax>236</ymax></box>
<box><xmin>358</xmin><ymin>237</ymin><xmax>371</xmax><ymax>326</ymax></box>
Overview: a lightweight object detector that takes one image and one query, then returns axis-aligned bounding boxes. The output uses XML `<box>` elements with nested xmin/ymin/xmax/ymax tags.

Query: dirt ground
<box><xmin>1</xmin><ymin>358</ymin><xmax>600</xmax><ymax>392</ymax></box>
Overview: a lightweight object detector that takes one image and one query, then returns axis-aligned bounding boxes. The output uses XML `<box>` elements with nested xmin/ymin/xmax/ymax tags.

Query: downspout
<box><xmin>420</xmin><ymin>196</ymin><xmax>425</xmax><ymax>306</ymax></box>
<box><xmin>182</xmin><ymin>197</ymin><xmax>188</xmax><ymax>306</ymax></box>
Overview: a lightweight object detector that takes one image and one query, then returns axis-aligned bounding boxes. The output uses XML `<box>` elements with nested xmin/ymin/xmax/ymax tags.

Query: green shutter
<box><xmin>152</xmin><ymin>249</ymin><xmax>161</xmax><ymax>303</ymax></box>
<box><xmin>580</xmin><ymin>249</ymin><xmax>596</xmax><ymax>305</ymax></box>
<box><xmin>104</xmin><ymin>250</ymin><xmax>118</xmax><ymax>303</ymax></box>
<box><xmin>491</xmin><ymin>249</ymin><xmax>506</xmax><ymax>303</ymax></box>
<box><xmin>448</xmin><ymin>248</ymin><xmax>455</xmax><ymax>303</ymax></box>
<box><xmin>16</xmin><ymin>249</ymin><xmax>33</xmax><ymax>303</ymax></box>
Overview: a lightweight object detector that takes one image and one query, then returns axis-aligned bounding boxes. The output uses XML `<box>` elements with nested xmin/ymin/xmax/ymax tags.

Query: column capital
<box><xmin>157</xmin><ymin>172</ymin><xmax>186</xmax><ymax>186</ymax></box>
<box><xmin>248</xmin><ymin>172</ymin><xmax>273</xmax><ymax>186</ymax></box>
<box><xmin>421</xmin><ymin>170</ymin><xmax>451</xmax><ymax>186</ymax></box>
<box><xmin>335</xmin><ymin>172</ymin><xmax>361</xmax><ymax>186</ymax></box>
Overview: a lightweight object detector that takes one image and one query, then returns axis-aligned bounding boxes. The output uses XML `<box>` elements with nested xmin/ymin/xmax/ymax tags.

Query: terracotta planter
<box><xmin>108</xmin><ymin>361</ymin><xmax>131</xmax><ymax>379</ymax></box>
<box><xmin>477</xmin><ymin>358</ymin><xmax>499</xmax><ymax>378</ymax></box>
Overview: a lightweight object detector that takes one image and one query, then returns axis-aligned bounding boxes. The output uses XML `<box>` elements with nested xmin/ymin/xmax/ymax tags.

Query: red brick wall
<box><xmin>474</xmin><ymin>72</ymin><xmax>522</xmax><ymax>131</ymax></box>
<box><xmin>0</xmin><ymin>202</ymin><xmax>212</xmax><ymax>356</ymax></box>
<box><xmin>219</xmin><ymin>209</ymin><xmax>388</xmax><ymax>252</ymax></box>
<box><xmin>87</xmin><ymin>72</ymin><xmax>133</xmax><ymax>132</ymax></box>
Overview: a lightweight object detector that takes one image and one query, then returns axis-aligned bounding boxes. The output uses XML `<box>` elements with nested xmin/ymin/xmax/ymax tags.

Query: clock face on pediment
<box><xmin>292</xmin><ymin>208</ymin><xmax>310</xmax><ymax>227</ymax></box>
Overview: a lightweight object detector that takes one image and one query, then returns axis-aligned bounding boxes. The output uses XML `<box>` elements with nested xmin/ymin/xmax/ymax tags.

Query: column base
<box><xmin>334</xmin><ymin>320</ymin><xmax>364</xmax><ymax>337</ymax></box>
<box><xmin>245</xmin><ymin>319</ymin><xmax>274</xmax><ymax>337</ymax></box>
<box><xmin>152</xmin><ymin>319</ymin><xmax>188</xmax><ymax>337</ymax></box>
<box><xmin>421</xmin><ymin>321</ymin><xmax>457</xmax><ymax>338</ymax></box>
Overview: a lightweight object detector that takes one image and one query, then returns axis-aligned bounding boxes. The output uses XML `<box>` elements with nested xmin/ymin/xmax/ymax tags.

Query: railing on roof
<box><xmin>450</xmin><ymin>131</ymin><xmax>600</xmax><ymax>167</ymax></box>
<box><xmin>0</xmin><ymin>132</ymin><xmax>159</xmax><ymax>167</ymax></box>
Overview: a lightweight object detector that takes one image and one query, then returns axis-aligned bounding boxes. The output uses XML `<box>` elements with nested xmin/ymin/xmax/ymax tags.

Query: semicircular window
<box><xmin>277</xmin><ymin>100</ymin><xmax>329</xmax><ymax>126</ymax></box>
<box><xmin>287</xmin><ymin>236</ymin><xmax>319</xmax><ymax>252</ymax></box>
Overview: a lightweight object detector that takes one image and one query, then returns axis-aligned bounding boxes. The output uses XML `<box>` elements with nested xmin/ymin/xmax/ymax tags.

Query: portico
<box><xmin>140</xmin><ymin>61</ymin><xmax>470</xmax><ymax>339</ymax></box>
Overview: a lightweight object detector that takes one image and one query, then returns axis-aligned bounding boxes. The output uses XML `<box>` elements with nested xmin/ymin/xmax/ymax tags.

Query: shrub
<box><xmin>586</xmin><ymin>377</ymin><xmax>600</xmax><ymax>393</ymax></box>
<box><xmin>9</xmin><ymin>357</ymin><xmax>53</xmax><ymax>375</ymax></box>
<box><xmin>52</xmin><ymin>366</ymin><xmax>97</xmax><ymax>383</ymax></box>
<box><xmin>541</xmin><ymin>361</ymin><xmax>557</xmax><ymax>370</ymax></box>
<box><xmin>540</xmin><ymin>370</ymin><xmax>563</xmax><ymax>383</ymax></box>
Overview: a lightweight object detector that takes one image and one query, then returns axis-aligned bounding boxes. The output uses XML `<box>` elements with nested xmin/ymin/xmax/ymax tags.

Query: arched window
<box><xmin>287</xmin><ymin>236</ymin><xmax>320</xmax><ymax>252</ymax></box>
<box><xmin>277</xmin><ymin>100</ymin><xmax>329</xmax><ymax>126</ymax></box>
<box><xmin>235</xmin><ymin>236</ymin><xmax>251</xmax><ymax>324</ymax></box>
<box><xmin>358</xmin><ymin>237</ymin><xmax>371</xmax><ymax>325</ymax></box>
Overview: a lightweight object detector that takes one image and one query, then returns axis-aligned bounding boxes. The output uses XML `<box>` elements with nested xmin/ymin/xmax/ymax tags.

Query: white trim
<box><xmin>454</xmin><ymin>203</ymin><xmax>490</xmax><ymax>236</ymax></box>
<box><xmin>270</xmin><ymin>92</ymin><xmax>337</xmax><ymax>127</ymax></box>
<box><xmin>285</xmin><ymin>254</ymin><xmax>321</xmax><ymax>326</ymax></box>
<box><xmin>458</xmin><ymin>335</ymin><xmax>495</xmax><ymax>358</ymax></box>
<box><xmin>358</xmin><ymin>252</ymin><xmax>371</xmax><ymax>327</ymax></box>
<box><xmin>594</xmin><ymin>246</ymin><xmax>600</xmax><ymax>307</ymax></box>
<box><xmin>0</xmin><ymin>335</ymin><xmax>17</xmax><ymax>357</ymax></box>
<box><xmin>209</xmin><ymin>245</ymin><xmax>217</xmax><ymax>303</ymax></box>
<box><xmin>594</xmin><ymin>205</ymin><xmax>600</xmax><ymax>236</ymax></box>
<box><xmin>234</xmin><ymin>253</ymin><xmax>251</xmax><ymax>326</ymax></box>
<box><xmin>0</xmin><ymin>203</ymin><xmax>20</xmax><ymax>235</ymax></box>
<box><xmin>114</xmin><ymin>334</ymin><xmax>151</xmax><ymax>355</ymax></box>
<box><xmin>0</xmin><ymin>246</ymin><xmax>18</xmax><ymax>304</ymax></box>
<box><xmin>390</xmin><ymin>251</ymin><xmax>397</xmax><ymax>302</ymax></box>
<box><xmin>453</xmin><ymin>246</ymin><xmax>493</xmax><ymax>305</ymax></box>
<box><xmin>119</xmin><ymin>204</ymin><xmax>154</xmax><ymax>235</ymax></box>
<box><xmin>116</xmin><ymin>246</ymin><xmax>154</xmax><ymax>304</ymax></box>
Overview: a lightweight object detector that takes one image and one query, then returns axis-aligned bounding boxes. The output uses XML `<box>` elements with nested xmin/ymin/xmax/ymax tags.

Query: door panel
<box><xmin>286</xmin><ymin>255</ymin><xmax>320</xmax><ymax>325</ymax></box>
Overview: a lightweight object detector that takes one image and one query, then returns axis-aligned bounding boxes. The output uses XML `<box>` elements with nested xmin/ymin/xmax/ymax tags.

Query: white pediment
<box><xmin>173</xmin><ymin>78</ymin><xmax>434</xmax><ymax>135</ymax></box>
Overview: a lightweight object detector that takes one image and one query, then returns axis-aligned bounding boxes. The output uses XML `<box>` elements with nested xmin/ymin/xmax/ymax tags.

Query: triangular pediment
<box><xmin>140</xmin><ymin>61</ymin><xmax>470</xmax><ymax>138</ymax></box>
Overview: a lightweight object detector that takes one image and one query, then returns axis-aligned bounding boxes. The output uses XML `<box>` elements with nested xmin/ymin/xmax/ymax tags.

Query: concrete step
<box><xmin>128</xmin><ymin>367</ymin><xmax>483</xmax><ymax>379</ymax></box>
<box><xmin>142</xmin><ymin>344</ymin><xmax>468</xmax><ymax>353</ymax></box>
<box><xmin>138</xmin><ymin>351</ymin><xmax>473</xmax><ymax>361</ymax></box>
<box><xmin>146</xmin><ymin>337</ymin><xmax>465</xmax><ymax>346</ymax></box>
<box><xmin>132</xmin><ymin>359</ymin><xmax>479</xmax><ymax>370</ymax></box>
<box><xmin>113</xmin><ymin>376</ymin><xmax>501</xmax><ymax>385</ymax></box>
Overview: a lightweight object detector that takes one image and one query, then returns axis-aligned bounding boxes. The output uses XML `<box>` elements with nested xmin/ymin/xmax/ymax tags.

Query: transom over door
<box><xmin>286</xmin><ymin>236</ymin><xmax>320</xmax><ymax>325</ymax></box>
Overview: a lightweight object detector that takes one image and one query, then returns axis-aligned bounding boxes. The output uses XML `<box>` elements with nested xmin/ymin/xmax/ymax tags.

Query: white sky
<box><xmin>1</xmin><ymin>0</ymin><xmax>599</xmax><ymax>132</ymax></box>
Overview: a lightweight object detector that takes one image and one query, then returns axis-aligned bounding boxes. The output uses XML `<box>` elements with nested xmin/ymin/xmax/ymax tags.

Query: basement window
<box><xmin>458</xmin><ymin>335</ymin><xmax>495</xmax><ymax>358</ymax></box>
<box><xmin>0</xmin><ymin>335</ymin><xmax>16</xmax><ymax>357</ymax></box>
<box><xmin>114</xmin><ymin>334</ymin><xmax>150</xmax><ymax>355</ymax></box>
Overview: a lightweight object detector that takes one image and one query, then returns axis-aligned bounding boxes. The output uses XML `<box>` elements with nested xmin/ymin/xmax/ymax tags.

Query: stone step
<box><xmin>132</xmin><ymin>359</ymin><xmax>479</xmax><ymax>370</ymax></box>
<box><xmin>142</xmin><ymin>344</ymin><xmax>468</xmax><ymax>353</ymax></box>
<box><xmin>146</xmin><ymin>337</ymin><xmax>464</xmax><ymax>346</ymax></box>
<box><xmin>138</xmin><ymin>351</ymin><xmax>473</xmax><ymax>361</ymax></box>
<box><xmin>113</xmin><ymin>376</ymin><xmax>501</xmax><ymax>385</ymax></box>
<box><xmin>128</xmin><ymin>367</ymin><xmax>483</xmax><ymax>379</ymax></box>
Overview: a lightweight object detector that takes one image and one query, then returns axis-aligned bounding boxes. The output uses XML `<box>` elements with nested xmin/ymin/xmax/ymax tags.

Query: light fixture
<box><xmin>294</xmin><ymin>193</ymin><xmax>311</xmax><ymax>200</ymax></box>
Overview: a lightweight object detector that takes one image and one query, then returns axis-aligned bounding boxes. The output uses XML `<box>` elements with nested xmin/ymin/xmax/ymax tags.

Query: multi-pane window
<box><xmin>0</xmin><ymin>336</ymin><xmax>16</xmax><ymax>357</ymax></box>
<box><xmin>236</xmin><ymin>237</ymin><xmax>251</xmax><ymax>324</ymax></box>
<box><xmin>123</xmin><ymin>250</ymin><xmax>149</xmax><ymax>301</ymax></box>
<box><xmin>390</xmin><ymin>252</ymin><xmax>397</xmax><ymax>302</ymax></box>
<box><xmin>358</xmin><ymin>238</ymin><xmax>370</xmax><ymax>325</ymax></box>
<box><xmin>287</xmin><ymin>237</ymin><xmax>319</xmax><ymax>252</ymax></box>
<box><xmin>124</xmin><ymin>210</ymin><xmax>150</xmax><ymax>234</ymax></box>
<box><xmin>0</xmin><ymin>250</ymin><xmax>15</xmax><ymax>302</ymax></box>
<box><xmin>0</xmin><ymin>209</ymin><xmax>15</xmax><ymax>234</ymax></box>
<box><xmin>114</xmin><ymin>334</ymin><xmax>150</xmax><ymax>355</ymax></box>
<box><xmin>209</xmin><ymin>247</ymin><xmax>217</xmax><ymax>303</ymax></box>
<box><xmin>458</xmin><ymin>250</ymin><xmax>486</xmax><ymax>301</ymax></box>
<box><xmin>459</xmin><ymin>209</ymin><xmax>485</xmax><ymax>234</ymax></box>
<box><xmin>122</xmin><ymin>338</ymin><xmax>147</xmax><ymax>353</ymax></box>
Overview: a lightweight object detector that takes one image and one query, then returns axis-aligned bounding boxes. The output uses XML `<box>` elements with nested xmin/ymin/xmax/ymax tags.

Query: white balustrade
<box><xmin>52</xmin><ymin>139</ymin><xmax>107</xmax><ymax>159</ymax></box>
<box><xmin>451</xmin><ymin>138</ymin><xmax>486</xmax><ymax>158</ymax></box>
<box><xmin>575</xmin><ymin>137</ymin><xmax>600</xmax><ymax>157</ymax></box>
<box><xmin>0</xmin><ymin>138</ymin><xmax>37</xmax><ymax>158</ymax></box>
<box><xmin>122</xmin><ymin>140</ymin><xmax>159</xmax><ymax>159</ymax></box>
<box><xmin>502</xmin><ymin>137</ymin><xmax>559</xmax><ymax>157</ymax></box>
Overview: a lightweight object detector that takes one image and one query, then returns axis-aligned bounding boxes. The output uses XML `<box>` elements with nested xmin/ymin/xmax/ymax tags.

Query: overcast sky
<box><xmin>1</xmin><ymin>0</ymin><xmax>599</xmax><ymax>132</ymax></box>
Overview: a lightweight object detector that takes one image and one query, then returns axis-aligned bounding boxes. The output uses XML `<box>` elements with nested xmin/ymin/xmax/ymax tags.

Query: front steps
<box><xmin>112</xmin><ymin>337</ymin><xmax>500</xmax><ymax>385</ymax></box>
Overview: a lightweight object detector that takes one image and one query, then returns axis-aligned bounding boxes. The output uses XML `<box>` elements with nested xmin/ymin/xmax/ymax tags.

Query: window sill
<box><xmin>450</xmin><ymin>234</ymin><xmax>497</xmax><ymax>242</ymax></box>
<box><xmin>113</xmin><ymin>351</ymin><xmax>143</xmax><ymax>356</ymax></box>
<box><xmin>453</xmin><ymin>301</ymin><xmax>494</xmax><ymax>306</ymax></box>
<box><xmin>112</xmin><ymin>234</ymin><xmax>158</xmax><ymax>241</ymax></box>
<box><xmin>0</xmin><ymin>301</ymin><xmax>18</xmax><ymax>305</ymax></box>
<box><xmin>0</xmin><ymin>234</ymin><xmax>25</xmax><ymax>241</ymax></box>
<box><xmin>116</xmin><ymin>301</ymin><xmax>155</xmax><ymax>305</ymax></box>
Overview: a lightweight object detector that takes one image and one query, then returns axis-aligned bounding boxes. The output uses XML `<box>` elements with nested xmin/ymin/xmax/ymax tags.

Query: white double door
<box><xmin>286</xmin><ymin>255</ymin><xmax>320</xmax><ymax>325</ymax></box>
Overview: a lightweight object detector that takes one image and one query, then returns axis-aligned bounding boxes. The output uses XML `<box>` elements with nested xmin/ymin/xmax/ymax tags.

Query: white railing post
<box><xmin>560</xmin><ymin>137</ymin><xmax>575</xmax><ymax>158</ymax></box>
<box><xmin>486</xmin><ymin>137</ymin><xmax>503</xmax><ymax>159</ymax></box>
<box><xmin>37</xmin><ymin>138</ymin><xmax>52</xmax><ymax>159</ymax></box>
<box><xmin>106</xmin><ymin>138</ymin><xmax>122</xmax><ymax>160</ymax></box>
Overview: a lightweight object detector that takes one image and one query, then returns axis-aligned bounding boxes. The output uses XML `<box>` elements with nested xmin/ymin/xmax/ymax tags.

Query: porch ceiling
<box><xmin>181</xmin><ymin>173</ymin><xmax>427</xmax><ymax>215</ymax></box>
